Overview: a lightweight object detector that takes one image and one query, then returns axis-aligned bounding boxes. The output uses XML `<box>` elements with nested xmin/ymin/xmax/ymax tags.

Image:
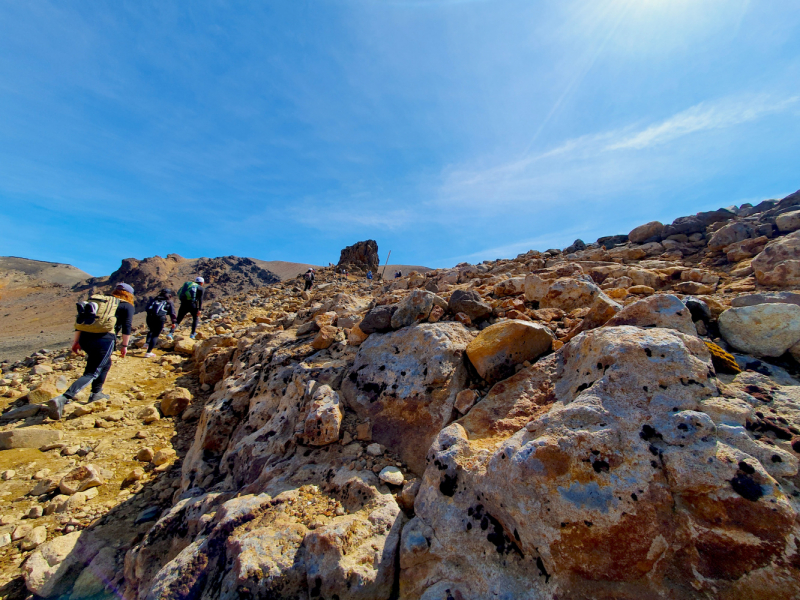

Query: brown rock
<box><xmin>152</xmin><ymin>448</ymin><xmax>176</xmax><ymax>466</ymax></box>
<box><xmin>628</xmin><ymin>221</ymin><xmax>664</xmax><ymax>243</ymax></box>
<box><xmin>122</xmin><ymin>468</ymin><xmax>145</xmax><ymax>488</ymax></box>
<box><xmin>454</xmin><ymin>312</ymin><xmax>472</xmax><ymax>326</ymax></box>
<box><xmin>136</xmin><ymin>447</ymin><xmax>155</xmax><ymax>462</ymax></box>
<box><xmin>605</xmin><ymin>294</ymin><xmax>697</xmax><ymax>335</ymax></box>
<box><xmin>59</xmin><ymin>465</ymin><xmax>104</xmax><ymax>495</ymax></box>
<box><xmin>454</xmin><ymin>389</ymin><xmax>479</xmax><ymax>414</ymax></box>
<box><xmin>27</xmin><ymin>383</ymin><xmax>59</xmax><ymax>404</ymax></box>
<box><xmin>348</xmin><ymin>325</ymin><xmax>370</xmax><ymax>346</ymax></box>
<box><xmin>427</xmin><ymin>305</ymin><xmax>444</xmax><ymax>323</ymax></box>
<box><xmin>311</xmin><ymin>325</ymin><xmax>339</xmax><ymax>350</ymax></box>
<box><xmin>466</xmin><ymin>320</ymin><xmax>554</xmax><ymax>383</ymax></box>
<box><xmin>627</xmin><ymin>285</ymin><xmax>655</xmax><ymax>295</ymax></box>
<box><xmin>752</xmin><ymin>230</ymin><xmax>800</xmax><ymax>287</ymax></box>
<box><xmin>160</xmin><ymin>387</ymin><xmax>193</xmax><ymax>417</ymax></box>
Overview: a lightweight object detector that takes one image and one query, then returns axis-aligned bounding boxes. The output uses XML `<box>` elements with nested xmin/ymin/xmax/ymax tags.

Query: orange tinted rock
<box><xmin>466</xmin><ymin>320</ymin><xmax>554</xmax><ymax>383</ymax></box>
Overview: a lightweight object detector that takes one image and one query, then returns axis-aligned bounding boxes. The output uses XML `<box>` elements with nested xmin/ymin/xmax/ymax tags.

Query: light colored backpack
<box><xmin>75</xmin><ymin>294</ymin><xmax>120</xmax><ymax>333</ymax></box>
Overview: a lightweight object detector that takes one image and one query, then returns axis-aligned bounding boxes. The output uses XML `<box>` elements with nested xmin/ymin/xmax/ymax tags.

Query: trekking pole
<box><xmin>381</xmin><ymin>251</ymin><xmax>391</xmax><ymax>280</ymax></box>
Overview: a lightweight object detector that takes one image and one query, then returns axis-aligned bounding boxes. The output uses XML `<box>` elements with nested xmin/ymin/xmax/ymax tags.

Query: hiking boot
<box><xmin>144</xmin><ymin>352</ymin><xmax>156</xmax><ymax>358</ymax></box>
<box><xmin>166</xmin><ymin>333</ymin><xmax>174</xmax><ymax>340</ymax></box>
<box><xmin>46</xmin><ymin>396</ymin><xmax>67</xmax><ymax>420</ymax></box>
<box><xmin>89</xmin><ymin>392</ymin><xmax>110</xmax><ymax>403</ymax></box>
<box><xmin>190</xmin><ymin>333</ymin><xmax>196</xmax><ymax>339</ymax></box>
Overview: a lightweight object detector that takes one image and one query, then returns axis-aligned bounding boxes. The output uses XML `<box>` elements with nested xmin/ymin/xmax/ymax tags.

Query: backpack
<box><xmin>179</xmin><ymin>281</ymin><xmax>199</xmax><ymax>302</ymax></box>
<box><xmin>75</xmin><ymin>295</ymin><xmax>120</xmax><ymax>334</ymax></box>
<box><xmin>304</xmin><ymin>272</ymin><xmax>314</xmax><ymax>281</ymax></box>
<box><xmin>146</xmin><ymin>298</ymin><xmax>169</xmax><ymax>318</ymax></box>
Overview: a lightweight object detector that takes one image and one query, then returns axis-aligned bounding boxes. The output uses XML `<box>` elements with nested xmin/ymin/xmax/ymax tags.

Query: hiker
<box><xmin>46</xmin><ymin>283</ymin><xmax>135</xmax><ymax>420</ymax></box>
<box><xmin>366</xmin><ymin>270</ymin><xmax>373</xmax><ymax>281</ymax></box>
<box><xmin>144</xmin><ymin>288</ymin><xmax>177</xmax><ymax>358</ymax></box>
<box><xmin>395</xmin><ymin>270</ymin><xmax>402</xmax><ymax>279</ymax></box>
<box><xmin>176</xmin><ymin>277</ymin><xmax>205</xmax><ymax>339</ymax></box>
<box><xmin>303</xmin><ymin>268</ymin><xmax>315</xmax><ymax>291</ymax></box>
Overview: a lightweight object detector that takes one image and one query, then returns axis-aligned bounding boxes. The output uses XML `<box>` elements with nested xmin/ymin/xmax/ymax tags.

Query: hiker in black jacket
<box><xmin>303</xmin><ymin>269</ymin><xmax>315</xmax><ymax>291</ymax></box>
<box><xmin>175</xmin><ymin>277</ymin><xmax>205</xmax><ymax>339</ymax></box>
<box><xmin>47</xmin><ymin>283</ymin><xmax>136</xmax><ymax>420</ymax></box>
<box><xmin>144</xmin><ymin>288</ymin><xmax>177</xmax><ymax>357</ymax></box>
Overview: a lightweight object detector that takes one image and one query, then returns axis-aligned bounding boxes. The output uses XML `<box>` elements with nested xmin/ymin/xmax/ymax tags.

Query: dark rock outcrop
<box><xmin>338</xmin><ymin>240</ymin><xmax>379</xmax><ymax>274</ymax></box>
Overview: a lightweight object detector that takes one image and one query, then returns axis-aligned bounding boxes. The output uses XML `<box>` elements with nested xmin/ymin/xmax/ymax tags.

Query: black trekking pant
<box><xmin>146</xmin><ymin>315</ymin><xmax>166</xmax><ymax>352</ymax></box>
<box><xmin>176</xmin><ymin>302</ymin><xmax>200</xmax><ymax>334</ymax></box>
<box><xmin>64</xmin><ymin>332</ymin><xmax>115</xmax><ymax>399</ymax></box>
<box><xmin>304</xmin><ymin>279</ymin><xmax>313</xmax><ymax>290</ymax></box>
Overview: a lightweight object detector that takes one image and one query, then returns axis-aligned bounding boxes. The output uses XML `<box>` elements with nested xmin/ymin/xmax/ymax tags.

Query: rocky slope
<box><xmin>2</xmin><ymin>189</ymin><xmax>800</xmax><ymax>598</ymax></box>
<box><xmin>79</xmin><ymin>255</ymin><xmax>283</xmax><ymax>311</ymax></box>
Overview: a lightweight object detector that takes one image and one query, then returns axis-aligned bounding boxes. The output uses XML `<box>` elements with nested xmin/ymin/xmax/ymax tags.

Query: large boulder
<box><xmin>23</xmin><ymin>531</ymin><xmax>101</xmax><ymax>597</ymax></box>
<box><xmin>448</xmin><ymin>289</ymin><xmax>492</xmax><ymax>322</ymax></box>
<box><xmin>466</xmin><ymin>320</ymin><xmax>554</xmax><ymax>383</ymax></box>
<box><xmin>752</xmin><ymin>230</ymin><xmax>800</xmax><ymax>287</ymax></box>
<box><xmin>662</xmin><ymin>215</ymin><xmax>706</xmax><ymax>237</ymax></box>
<box><xmin>391</xmin><ymin>290</ymin><xmax>435</xmax><ymax>329</ymax></box>
<box><xmin>341</xmin><ymin>323</ymin><xmax>473</xmax><ymax>474</ymax></box>
<box><xmin>539</xmin><ymin>278</ymin><xmax>604</xmax><ymax>312</ymax></box>
<box><xmin>708</xmin><ymin>222</ymin><xmax>755</xmax><ymax>250</ymax></box>
<box><xmin>358</xmin><ymin>305</ymin><xmax>397</xmax><ymax>334</ymax></box>
<box><xmin>524</xmin><ymin>273</ymin><xmax>552</xmax><ymax>302</ymax></box>
<box><xmin>776</xmin><ymin>209</ymin><xmax>800</xmax><ymax>233</ymax></box>
<box><xmin>719</xmin><ymin>303</ymin><xmax>800</xmax><ymax>357</ymax></box>
<box><xmin>605</xmin><ymin>294</ymin><xmax>697</xmax><ymax>335</ymax></box>
<box><xmin>403</xmin><ymin>326</ymin><xmax>800</xmax><ymax>598</ymax></box>
<box><xmin>628</xmin><ymin>221</ymin><xmax>663</xmax><ymax>243</ymax></box>
<box><xmin>494</xmin><ymin>277</ymin><xmax>525</xmax><ymax>297</ymax></box>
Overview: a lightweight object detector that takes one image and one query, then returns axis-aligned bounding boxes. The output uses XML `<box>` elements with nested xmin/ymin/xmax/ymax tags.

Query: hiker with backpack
<box><xmin>46</xmin><ymin>282</ymin><xmax>136</xmax><ymax>420</ymax></box>
<box><xmin>144</xmin><ymin>288</ymin><xmax>177</xmax><ymax>358</ymax></box>
<box><xmin>303</xmin><ymin>269</ymin><xmax>315</xmax><ymax>291</ymax></box>
<box><xmin>175</xmin><ymin>277</ymin><xmax>205</xmax><ymax>339</ymax></box>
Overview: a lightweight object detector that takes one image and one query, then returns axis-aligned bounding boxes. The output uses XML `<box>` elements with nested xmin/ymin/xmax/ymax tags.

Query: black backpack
<box><xmin>146</xmin><ymin>298</ymin><xmax>169</xmax><ymax>318</ymax></box>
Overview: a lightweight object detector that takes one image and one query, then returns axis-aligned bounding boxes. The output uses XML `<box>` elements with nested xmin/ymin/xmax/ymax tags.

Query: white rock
<box><xmin>379</xmin><ymin>466</ymin><xmax>405</xmax><ymax>486</ymax></box>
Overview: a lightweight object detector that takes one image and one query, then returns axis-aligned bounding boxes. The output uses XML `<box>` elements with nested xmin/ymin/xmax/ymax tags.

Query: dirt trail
<box><xmin>0</xmin><ymin>340</ymin><xmax>205</xmax><ymax>598</ymax></box>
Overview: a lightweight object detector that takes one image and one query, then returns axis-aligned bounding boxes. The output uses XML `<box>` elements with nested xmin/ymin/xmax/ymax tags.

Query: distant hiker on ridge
<box><xmin>47</xmin><ymin>282</ymin><xmax>135</xmax><ymax>420</ymax></box>
<box><xmin>303</xmin><ymin>268</ymin><xmax>315</xmax><ymax>291</ymax></box>
<box><xmin>175</xmin><ymin>277</ymin><xmax>205</xmax><ymax>339</ymax></box>
<box><xmin>144</xmin><ymin>288</ymin><xmax>177</xmax><ymax>358</ymax></box>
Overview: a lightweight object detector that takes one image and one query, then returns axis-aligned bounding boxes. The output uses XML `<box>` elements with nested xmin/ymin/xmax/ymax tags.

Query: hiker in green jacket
<box><xmin>175</xmin><ymin>277</ymin><xmax>205</xmax><ymax>339</ymax></box>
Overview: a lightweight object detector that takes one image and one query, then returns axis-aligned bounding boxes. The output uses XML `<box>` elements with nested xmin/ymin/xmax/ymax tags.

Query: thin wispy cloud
<box><xmin>607</xmin><ymin>94</ymin><xmax>799</xmax><ymax>150</ymax></box>
<box><xmin>437</xmin><ymin>92</ymin><xmax>800</xmax><ymax>211</ymax></box>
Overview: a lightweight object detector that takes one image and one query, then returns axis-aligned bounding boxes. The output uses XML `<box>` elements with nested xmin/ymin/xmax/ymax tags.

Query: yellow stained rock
<box><xmin>466</xmin><ymin>320</ymin><xmax>554</xmax><ymax>383</ymax></box>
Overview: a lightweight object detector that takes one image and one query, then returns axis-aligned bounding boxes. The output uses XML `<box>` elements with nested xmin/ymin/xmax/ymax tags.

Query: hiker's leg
<box><xmin>146</xmin><ymin>317</ymin><xmax>164</xmax><ymax>352</ymax></box>
<box><xmin>175</xmin><ymin>303</ymin><xmax>189</xmax><ymax>327</ymax></box>
<box><xmin>89</xmin><ymin>335</ymin><xmax>115</xmax><ymax>394</ymax></box>
<box><xmin>190</xmin><ymin>306</ymin><xmax>199</xmax><ymax>335</ymax></box>
<box><xmin>64</xmin><ymin>335</ymin><xmax>114</xmax><ymax>399</ymax></box>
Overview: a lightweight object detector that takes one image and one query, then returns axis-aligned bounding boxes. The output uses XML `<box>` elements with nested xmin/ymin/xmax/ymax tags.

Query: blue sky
<box><xmin>1</xmin><ymin>0</ymin><xmax>799</xmax><ymax>276</ymax></box>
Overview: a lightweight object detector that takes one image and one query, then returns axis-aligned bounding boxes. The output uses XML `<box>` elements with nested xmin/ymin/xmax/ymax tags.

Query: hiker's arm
<box><xmin>120</xmin><ymin>334</ymin><xmax>130</xmax><ymax>358</ymax></box>
<box><xmin>71</xmin><ymin>331</ymin><xmax>81</xmax><ymax>353</ymax></box>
